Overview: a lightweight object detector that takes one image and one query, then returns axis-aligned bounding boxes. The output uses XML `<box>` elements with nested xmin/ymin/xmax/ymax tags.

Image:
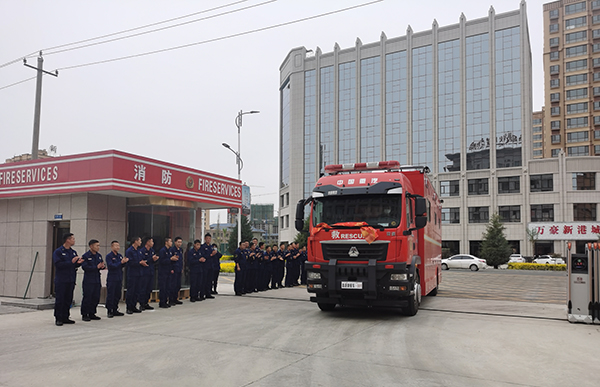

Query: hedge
<box><xmin>220</xmin><ymin>255</ymin><xmax>233</xmax><ymax>261</ymax></box>
<box><xmin>507</xmin><ymin>262</ymin><xmax>566</xmax><ymax>271</ymax></box>
<box><xmin>220</xmin><ymin>262</ymin><xmax>235</xmax><ymax>273</ymax></box>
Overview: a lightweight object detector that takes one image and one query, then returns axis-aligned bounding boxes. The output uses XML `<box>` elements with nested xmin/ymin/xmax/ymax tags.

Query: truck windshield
<box><xmin>312</xmin><ymin>194</ymin><xmax>402</xmax><ymax>228</ymax></box>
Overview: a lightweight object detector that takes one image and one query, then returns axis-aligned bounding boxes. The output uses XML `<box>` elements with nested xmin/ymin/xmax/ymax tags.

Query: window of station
<box><xmin>498</xmin><ymin>205</ymin><xmax>521</xmax><ymax>222</ymax></box>
<box><xmin>441</xmin><ymin>208</ymin><xmax>460</xmax><ymax>224</ymax></box>
<box><xmin>574</xmin><ymin>203</ymin><xmax>597</xmax><ymax>221</ymax></box>
<box><xmin>439</xmin><ymin>180</ymin><xmax>459</xmax><ymax>197</ymax></box>
<box><xmin>468</xmin><ymin>178</ymin><xmax>489</xmax><ymax>195</ymax></box>
<box><xmin>468</xmin><ymin>207</ymin><xmax>489</xmax><ymax>223</ymax></box>
<box><xmin>531</xmin><ymin>204</ymin><xmax>554</xmax><ymax>222</ymax></box>
<box><xmin>572</xmin><ymin>172</ymin><xmax>596</xmax><ymax>190</ymax></box>
<box><xmin>498</xmin><ymin>176</ymin><xmax>520</xmax><ymax>194</ymax></box>
<box><xmin>530</xmin><ymin>174</ymin><xmax>553</xmax><ymax>192</ymax></box>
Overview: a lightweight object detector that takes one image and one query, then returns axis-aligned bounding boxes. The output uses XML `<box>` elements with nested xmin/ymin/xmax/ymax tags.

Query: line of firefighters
<box><xmin>233</xmin><ymin>239</ymin><xmax>308</xmax><ymax>296</ymax></box>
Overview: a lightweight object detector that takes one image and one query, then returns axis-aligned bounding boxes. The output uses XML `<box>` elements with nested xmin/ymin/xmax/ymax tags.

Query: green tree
<box><xmin>227</xmin><ymin>215</ymin><xmax>254</xmax><ymax>254</ymax></box>
<box><xmin>480</xmin><ymin>213</ymin><xmax>512</xmax><ymax>269</ymax></box>
<box><xmin>526</xmin><ymin>227</ymin><xmax>539</xmax><ymax>257</ymax></box>
<box><xmin>293</xmin><ymin>218</ymin><xmax>310</xmax><ymax>248</ymax></box>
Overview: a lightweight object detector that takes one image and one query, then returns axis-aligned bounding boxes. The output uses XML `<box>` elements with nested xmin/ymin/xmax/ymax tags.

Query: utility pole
<box><xmin>23</xmin><ymin>52</ymin><xmax>58</xmax><ymax>160</ymax></box>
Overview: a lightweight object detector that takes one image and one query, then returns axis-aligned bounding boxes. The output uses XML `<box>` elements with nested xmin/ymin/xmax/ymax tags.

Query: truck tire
<box><xmin>403</xmin><ymin>273</ymin><xmax>421</xmax><ymax>316</ymax></box>
<box><xmin>317</xmin><ymin>302</ymin><xmax>336</xmax><ymax>311</ymax></box>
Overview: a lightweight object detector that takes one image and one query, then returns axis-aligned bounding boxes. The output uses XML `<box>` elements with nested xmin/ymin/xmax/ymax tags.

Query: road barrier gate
<box><xmin>567</xmin><ymin>242</ymin><xmax>600</xmax><ymax>324</ymax></box>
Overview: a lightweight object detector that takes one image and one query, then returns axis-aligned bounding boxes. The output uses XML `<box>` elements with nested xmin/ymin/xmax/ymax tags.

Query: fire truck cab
<box><xmin>295</xmin><ymin>161</ymin><xmax>442</xmax><ymax>316</ymax></box>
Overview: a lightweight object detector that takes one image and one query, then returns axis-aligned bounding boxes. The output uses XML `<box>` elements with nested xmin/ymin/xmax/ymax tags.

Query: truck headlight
<box><xmin>307</xmin><ymin>271</ymin><xmax>321</xmax><ymax>280</ymax></box>
<box><xmin>390</xmin><ymin>274</ymin><xmax>407</xmax><ymax>281</ymax></box>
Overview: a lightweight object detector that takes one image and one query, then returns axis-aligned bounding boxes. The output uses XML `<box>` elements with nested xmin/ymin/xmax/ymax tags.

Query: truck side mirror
<box><xmin>295</xmin><ymin>199</ymin><xmax>305</xmax><ymax>232</ymax></box>
<box><xmin>415</xmin><ymin>215</ymin><xmax>427</xmax><ymax>229</ymax></box>
<box><xmin>414</xmin><ymin>196</ymin><xmax>427</xmax><ymax>216</ymax></box>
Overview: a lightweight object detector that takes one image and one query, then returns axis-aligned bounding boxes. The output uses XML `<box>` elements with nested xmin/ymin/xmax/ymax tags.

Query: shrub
<box><xmin>507</xmin><ymin>262</ymin><xmax>566</xmax><ymax>271</ymax></box>
<box><xmin>220</xmin><ymin>255</ymin><xmax>233</xmax><ymax>261</ymax></box>
<box><xmin>220</xmin><ymin>262</ymin><xmax>235</xmax><ymax>273</ymax></box>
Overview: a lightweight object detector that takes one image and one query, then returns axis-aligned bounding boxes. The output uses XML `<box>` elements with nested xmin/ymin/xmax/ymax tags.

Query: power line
<box><xmin>57</xmin><ymin>0</ymin><xmax>384</xmax><ymax>71</ymax></box>
<box><xmin>0</xmin><ymin>0</ymin><xmax>252</xmax><ymax>69</ymax></box>
<box><xmin>43</xmin><ymin>0</ymin><xmax>276</xmax><ymax>57</ymax></box>
<box><xmin>0</xmin><ymin>76</ymin><xmax>36</xmax><ymax>91</ymax></box>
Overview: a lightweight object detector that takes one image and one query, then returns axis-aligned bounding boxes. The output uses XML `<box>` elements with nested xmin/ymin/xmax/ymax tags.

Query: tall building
<box><xmin>533</xmin><ymin>109</ymin><xmax>545</xmax><ymax>158</ymax></box>
<box><xmin>543</xmin><ymin>0</ymin><xmax>600</xmax><ymax>157</ymax></box>
<box><xmin>278</xmin><ymin>3</ymin><xmax>534</xmax><ymax>255</ymax></box>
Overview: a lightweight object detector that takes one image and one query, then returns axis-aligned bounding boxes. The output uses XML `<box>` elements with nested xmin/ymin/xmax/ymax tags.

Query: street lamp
<box><xmin>224</xmin><ymin>110</ymin><xmax>259</xmax><ymax>247</ymax></box>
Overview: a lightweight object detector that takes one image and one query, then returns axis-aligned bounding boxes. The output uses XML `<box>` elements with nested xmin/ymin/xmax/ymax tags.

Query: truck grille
<box><xmin>321</xmin><ymin>242</ymin><xmax>388</xmax><ymax>261</ymax></box>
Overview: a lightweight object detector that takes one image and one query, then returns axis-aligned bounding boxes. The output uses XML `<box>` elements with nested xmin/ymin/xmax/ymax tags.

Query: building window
<box><xmin>551</xmin><ymin>134</ymin><xmax>561</xmax><ymax>144</ymax></box>
<box><xmin>595</xmin><ymin>58</ymin><xmax>600</xmax><ymax>68</ymax></box>
<box><xmin>533</xmin><ymin>125</ymin><xmax>543</xmax><ymax>133</ymax></box>
<box><xmin>385</xmin><ymin>51</ymin><xmax>408</xmax><ymax>165</ymax></box>
<box><xmin>320</xmin><ymin>66</ymin><xmax>335</xmax><ymax>171</ymax></box>
<box><xmin>468</xmin><ymin>207</ymin><xmax>489</xmax><ymax>223</ymax></box>
<box><xmin>595</xmin><ymin>72</ymin><xmax>600</xmax><ymax>82</ymax></box>
<box><xmin>567</xmin><ymin>145</ymin><xmax>590</xmax><ymax>156</ymax></box>
<box><xmin>574</xmin><ymin>203</ymin><xmax>597</xmax><ymax>221</ymax></box>
<box><xmin>594</xmin><ymin>29</ymin><xmax>600</xmax><ymax>38</ymax></box>
<box><xmin>551</xmin><ymin>106</ymin><xmax>560</xmax><ymax>116</ymax></box>
<box><xmin>304</xmin><ymin>70</ymin><xmax>317</xmax><ymax>199</ymax></box>
<box><xmin>498</xmin><ymin>176</ymin><xmax>520</xmax><ymax>194</ymax></box>
<box><xmin>550</xmin><ymin>37</ymin><xmax>559</xmax><ymax>47</ymax></box>
<box><xmin>438</xmin><ymin>40</ymin><xmax>461</xmax><ymax>173</ymax></box>
<box><xmin>565</xmin><ymin>73</ymin><xmax>587</xmax><ymax>85</ymax></box>
<box><xmin>595</xmin><ymin>129</ymin><xmax>600</xmax><ymax>138</ymax></box>
<box><xmin>550</xmin><ymin>9</ymin><xmax>559</xmax><ymax>19</ymax></box>
<box><xmin>550</xmin><ymin>92</ymin><xmax>560</xmax><ymax>102</ymax></box>
<box><xmin>594</xmin><ymin>44</ymin><xmax>600</xmax><ymax>53</ymax></box>
<box><xmin>565</xmin><ymin>59</ymin><xmax>587</xmax><ymax>72</ymax></box>
<box><xmin>552</xmin><ymin>148</ymin><xmax>561</xmax><ymax>157</ymax></box>
<box><xmin>466</xmin><ymin>33</ymin><xmax>490</xmax><ymax>171</ymax></box>
<box><xmin>595</xmin><ymin>87</ymin><xmax>600</xmax><ymax>96</ymax></box>
<box><xmin>411</xmin><ymin>46</ymin><xmax>432</xmax><ymax>167</ymax></box>
<box><xmin>550</xmin><ymin>23</ymin><xmax>559</xmax><ymax>33</ymax></box>
<box><xmin>596</xmin><ymin>118</ymin><xmax>600</xmax><ymax>126</ymax></box>
<box><xmin>499</xmin><ymin>205</ymin><xmax>521</xmax><ymax>222</ymax></box>
<box><xmin>565</xmin><ymin>30</ymin><xmax>587</xmax><ymax>43</ymax></box>
<box><xmin>566</xmin><ymin>87</ymin><xmax>588</xmax><ymax>100</ymax></box>
<box><xmin>551</xmin><ymin>120</ymin><xmax>561</xmax><ymax>129</ymax></box>
<box><xmin>595</xmin><ymin>101</ymin><xmax>600</xmax><ymax>111</ymax></box>
<box><xmin>533</xmin><ymin>141</ymin><xmax>543</xmax><ymax>148</ymax></box>
<box><xmin>565</xmin><ymin>2</ymin><xmax>586</xmax><ymax>15</ymax></box>
<box><xmin>550</xmin><ymin>64</ymin><xmax>559</xmax><ymax>74</ymax></box>
<box><xmin>533</xmin><ymin>149</ymin><xmax>543</xmax><ymax>157</ymax></box>
<box><xmin>566</xmin><ymin>45</ymin><xmax>587</xmax><ymax>58</ymax></box>
<box><xmin>566</xmin><ymin>102</ymin><xmax>588</xmax><ymax>114</ymax></box>
<box><xmin>596</xmin><ymin>145</ymin><xmax>600</xmax><ymax>154</ymax></box>
<box><xmin>533</xmin><ymin>118</ymin><xmax>542</xmax><ymax>125</ymax></box>
<box><xmin>441</xmin><ymin>208</ymin><xmax>460</xmax><ymax>224</ymax></box>
<box><xmin>566</xmin><ymin>116</ymin><xmax>588</xmax><ymax>128</ymax></box>
<box><xmin>338</xmin><ymin>62</ymin><xmax>356</xmax><ymax>164</ymax></box>
<box><xmin>594</xmin><ymin>15</ymin><xmax>600</xmax><ymax>25</ymax></box>
<box><xmin>360</xmin><ymin>56</ymin><xmax>382</xmax><ymax>163</ymax></box>
<box><xmin>530</xmin><ymin>174</ymin><xmax>553</xmax><ymax>192</ymax></box>
<box><xmin>550</xmin><ymin>51</ymin><xmax>560</xmax><ymax>61</ymax></box>
<box><xmin>572</xmin><ymin>172</ymin><xmax>596</xmax><ymax>190</ymax></box>
<box><xmin>440</xmin><ymin>180</ymin><xmax>459</xmax><ymax>197</ymax></box>
<box><xmin>533</xmin><ymin>134</ymin><xmax>543</xmax><ymax>141</ymax></box>
<box><xmin>567</xmin><ymin>131</ymin><xmax>589</xmax><ymax>143</ymax></box>
<box><xmin>565</xmin><ymin>16</ymin><xmax>586</xmax><ymax>29</ymax></box>
<box><xmin>280</xmin><ymin>80</ymin><xmax>291</xmax><ymax>188</ymax></box>
<box><xmin>594</xmin><ymin>0</ymin><xmax>600</xmax><ymax>10</ymax></box>
<box><xmin>531</xmin><ymin>204</ymin><xmax>554</xmax><ymax>222</ymax></box>
<box><xmin>468</xmin><ymin>178</ymin><xmax>489</xmax><ymax>195</ymax></box>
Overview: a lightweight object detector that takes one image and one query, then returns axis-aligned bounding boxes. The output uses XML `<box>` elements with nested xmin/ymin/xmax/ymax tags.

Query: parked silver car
<box><xmin>533</xmin><ymin>255</ymin><xmax>565</xmax><ymax>265</ymax></box>
<box><xmin>441</xmin><ymin>254</ymin><xmax>487</xmax><ymax>271</ymax></box>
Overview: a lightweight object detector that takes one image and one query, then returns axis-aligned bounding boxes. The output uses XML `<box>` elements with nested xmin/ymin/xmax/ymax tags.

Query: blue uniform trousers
<box><xmin>170</xmin><ymin>272</ymin><xmax>182</xmax><ymax>301</ymax></box>
<box><xmin>190</xmin><ymin>270</ymin><xmax>202</xmax><ymax>299</ymax></box>
<box><xmin>138</xmin><ymin>275</ymin><xmax>151</xmax><ymax>306</ymax></box>
<box><xmin>126</xmin><ymin>276</ymin><xmax>140</xmax><ymax>310</ymax></box>
<box><xmin>81</xmin><ymin>281</ymin><xmax>100</xmax><ymax>316</ymax></box>
<box><xmin>234</xmin><ymin>269</ymin><xmax>246</xmax><ymax>294</ymax></box>
<box><xmin>212</xmin><ymin>269</ymin><xmax>220</xmax><ymax>291</ymax></box>
<box><xmin>158</xmin><ymin>273</ymin><xmax>171</xmax><ymax>306</ymax></box>
<box><xmin>106</xmin><ymin>280</ymin><xmax>121</xmax><ymax>312</ymax></box>
<box><xmin>54</xmin><ymin>281</ymin><xmax>75</xmax><ymax>321</ymax></box>
<box><xmin>202</xmin><ymin>268</ymin><xmax>213</xmax><ymax>297</ymax></box>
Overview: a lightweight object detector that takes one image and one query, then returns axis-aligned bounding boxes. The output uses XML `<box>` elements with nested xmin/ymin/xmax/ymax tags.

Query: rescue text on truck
<box><xmin>295</xmin><ymin>161</ymin><xmax>442</xmax><ymax>316</ymax></box>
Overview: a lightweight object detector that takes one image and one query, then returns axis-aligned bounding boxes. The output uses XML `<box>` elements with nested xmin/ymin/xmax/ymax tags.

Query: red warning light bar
<box><xmin>324</xmin><ymin>161</ymin><xmax>401</xmax><ymax>174</ymax></box>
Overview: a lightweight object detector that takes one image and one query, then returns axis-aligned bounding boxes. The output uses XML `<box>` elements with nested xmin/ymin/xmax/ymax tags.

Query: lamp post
<box><xmin>223</xmin><ymin>110</ymin><xmax>259</xmax><ymax>247</ymax></box>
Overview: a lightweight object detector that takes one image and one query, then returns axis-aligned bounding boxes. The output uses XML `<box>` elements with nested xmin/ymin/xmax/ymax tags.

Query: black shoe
<box><xmin>132</xmin><ymin>307</ymin><xmax>142</xmax><ymax>313</ymax></box>
<box><xmin>143</xmin><ymin>304</ymin><xmax>154</xmax><ymax>310</ymax></box>
<box><xmin>126</xmin><ymin>309</ymin><xmax>134</xmax><ymax>315</ymax></box>
<box><xmin>206</xmin><ymin>295</ymin><xmax>215</xmax><ymax>299</ymax></box>
<box><xmin>190</xmin><ymin>298</ymin><xmax>197</xmax><ymax>303</ymax></box>
<box><xmin>55</xmin><ymin>320</ymin><xmax>63</xmax><ymax>326</ymax></box>
<box><xmin>168</xmin><ymin>302</ymin><xmax>176</xmax><ymax>306</ymax></box>
<box><xmin>107</xmin><ymin>312</ymin><xmax>114</xmax><ymax>318</ymax></box>
<box><xmin>159</xmin><ymin>304</ymin><xmax>170</xmax><ymax>308</ymax></box>
<box><xmin>89</xmin><ymin>314</ymin><xmax>101</xmax><ymax>320</ymax></box>
<box><xmin>235</xmin><ymin>293</ymin><xmax>242</xmax><ymax>296</ymax></box>
<box><xmin>113</xmin><ymin>310</ymin><xmax>124</xmax><ymax>316</ymax></box>
<box><xmin>82</xmin><ymin>315</ymin><xmax>91</xmax><ymax>322</ymax></box>
<box><xmin>213</xmin><ymin>290</ymin><xmax>218</xmax><ymax>294</ymax></box>
<box><xmin>173</xmin><ymin>300</ymin><xmax>183</xmax><ymax>305</ymax></box>
<box><xmin>63</xmin><ymin>319</ymin><xmax>75</xmax><ymax>324</ymax></box>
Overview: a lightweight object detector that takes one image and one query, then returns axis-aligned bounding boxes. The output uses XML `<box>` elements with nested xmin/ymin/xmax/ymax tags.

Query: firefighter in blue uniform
<box><xmin>263</xmin><ymin>244</ymin><xmax>273</xmax><ymax>290</ymax></box>
<box><xmin>300</xmin><ymin>245</ymin><xmax>308</xmax><ymax>285</ymax></box>
<box><xmin>284</xmin><ymin>243</ymin><xmax>294</xmax><ymax>287</ymax></box>
<box><xmin>255</xmin><ymin>242</ymin><xmax>265</xmax><ymax>291</ymax></box>
<box><xmin>276</xmin><ymin>243</ymin><xmax>286</xmax><ymax>288</ymax></box>
<box><xmin>157</xmin><ymin>237</ymin><xmax>174</xmax><ymax>308</ymax></box>
<box><xmin>81</xmin><ymin>239</ymin><xmax>105</xmax><ymax>321</ymax></box>
<box><xmin>233</xmin><ymin>241</ymin><xmax>246</xmax><ymax>295</ymax></box>
<box><xmin>270</xmin><ymin>244</ymin><xmax>280</xmax><ymax>289</ymax></box>
<box><xmin>245</xmin><ymin>242</ymin><xmax>257</xmax><ymax>292</ymax></box>
<box><xmin>126</xmin><ymin>236</ymin><xmax>144</xmax><ymax>314</ymax></box>
<box><xmin>187</xmin><ymin>239</ymin><xmax>203</xmax><ymax>302</ymax></box>
<box><xmin>53</xmin><ymin>233</ymin><xmax>83</xmax><ymax>326</ymax></box>
<box><xmin>169</xmin><ymin>237</ymin><xmax>184</xmax><ymax>305</ymax></box>
<box><xmin>211</xmin><ymin>243</ymin><xmax>222</xmax><ymax>294</ymax></box>
<box><xmin>200</xmin><ymin>233</ymin><xmax>216</xmax><ymax>299</ymax></box>
<box><xmin>139</xmin><ymin>237</ymin><xmax>158</xmax><ymax>310</ymax></box>
<box><xmin>106</xmin><ymin>240</ymin><xmax>128</xmax><ymax>317</ymax></box>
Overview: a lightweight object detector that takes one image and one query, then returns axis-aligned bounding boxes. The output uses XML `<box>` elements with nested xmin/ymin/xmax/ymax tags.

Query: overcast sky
<box><xmin>0</xmin><ymin>0</ymin><xmax>546</xmax><ymax>221</ymax></box>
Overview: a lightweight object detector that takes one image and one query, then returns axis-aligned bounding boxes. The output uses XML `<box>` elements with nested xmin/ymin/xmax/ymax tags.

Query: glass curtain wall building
<box><xmin>278</xmin><ymin>4</ymin><xmax>533</xmax><ymax>253</ymax></box>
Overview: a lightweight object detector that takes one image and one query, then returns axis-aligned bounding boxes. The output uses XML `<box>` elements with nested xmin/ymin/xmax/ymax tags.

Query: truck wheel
<box><xmin>403</xmin><ymin>273</ymin><xmax>421</xmax><ymax>316</ymax></box>
<box><xmin>317</xmin><ymin>302</ymin><xmax>336</xmax><ymax>311</ymax></box>
<box><xmin>441</xmin><ymin>263</ymin><xmax>448</xmax><ymax>270</ymax></box>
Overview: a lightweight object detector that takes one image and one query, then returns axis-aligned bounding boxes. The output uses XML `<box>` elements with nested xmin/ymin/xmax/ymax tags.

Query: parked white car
<box><xmin>508</xmin><ymin>254</ymin><xmax>525</xmax><ymax>263</ymax></box>
<box><xmin>533</xmin><ymin>255</ymin><xmax>566</xmax><ymax>265</ymax></box>
<box><xmin>441</xmin><ymin>254</ymin><xmax>487</xmax><ymax>271</ymax></box>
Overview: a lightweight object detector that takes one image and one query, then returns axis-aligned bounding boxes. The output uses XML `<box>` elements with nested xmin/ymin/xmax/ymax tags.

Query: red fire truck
<box><xmin>295</xmin><ymin>161</ymin><xmax>442</xmax><ymax>315</ymax></box>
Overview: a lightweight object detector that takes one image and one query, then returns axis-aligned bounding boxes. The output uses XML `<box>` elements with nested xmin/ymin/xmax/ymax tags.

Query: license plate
<box><xmin>341</xmin><ymin>281</ymin><xmax>363</xmax><ymax>289</ymax></box>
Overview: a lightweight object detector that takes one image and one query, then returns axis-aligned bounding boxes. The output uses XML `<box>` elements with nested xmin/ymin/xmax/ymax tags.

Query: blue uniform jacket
<box><xmin>200</xmin><ymin>243</ymin><xmax>213</xmax><ymax>268</ymax></box>
<box><xmin>212</xmin><ymin>251</ymin><xmax>222</xmax><ymax>272</ymax></box>
<box><xmin>140</xmin><ymin>247</ymin><xmax>156</xmax><ymax>276</ymax></box>
<box><xmin>158</xmin><ymin>246</ymin><xmax>172</xmax><ymax>276</ymax></box>
<box><xmin>81</xmin><ymin>250</ymin><xmax>103</xmax><ymax>284</ymax></box>
<box><xmin>187</xmin><ymin>247</ymin><xmax>203</xmax><ymax>273</ymax></box>
<box><xmin>170</xmin><ymin>246</ymin><xmax>183</xmax><ymax>273</ymax></box>
<box><xmin>52</xmin><ymin>245</ymin><xmax>80</xmax><ymax>283</ymax></box>
<box><xmin>106</xmin><ymin>251</ymin><xmax>125</xmax><ymax>282</ymax></box>
<box><xmin>234</xmin><ymin>248</ymin><xmax>246</xmax><ymax>269</ymax></box>
<box><xmin>246</xmin><ymin>248</ymin><xmax>256</xmax><ymax>268</ymax></box>
<box><xmin>126</xmin><ymin>246</ymin><xmax>143</xmax><ymax>278</ymax></box>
